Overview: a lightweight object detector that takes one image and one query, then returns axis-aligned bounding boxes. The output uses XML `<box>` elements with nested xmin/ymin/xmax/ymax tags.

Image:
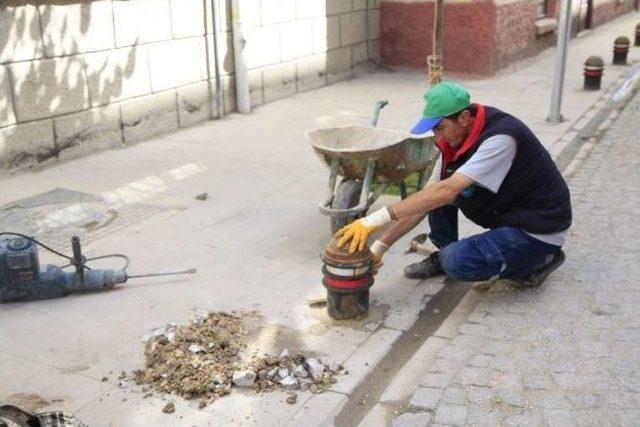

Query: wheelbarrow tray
<box><xmin>307</xmin><ymin>125</ymin><xmax>434</xmax><ymax>183</ymax></box>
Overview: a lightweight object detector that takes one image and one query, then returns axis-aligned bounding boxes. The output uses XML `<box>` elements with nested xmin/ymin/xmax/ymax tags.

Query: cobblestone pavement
<box><xmin>392</xmin><ymin>92</ymin><xmax>640</xmax><ymax>426</ymax></box>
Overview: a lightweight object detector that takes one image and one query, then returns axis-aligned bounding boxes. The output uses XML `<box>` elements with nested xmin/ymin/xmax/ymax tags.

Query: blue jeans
<box><xmin>428</xmin><ymin>206</ymin><xmax>561</xmax><ymax>282</ymax></box>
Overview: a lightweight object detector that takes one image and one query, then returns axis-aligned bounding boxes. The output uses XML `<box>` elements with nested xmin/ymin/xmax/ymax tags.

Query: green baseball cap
<box><xmin>410</xmin><ymin>81</ymin><xmax>471</xmax><ymax>135</ymax></box>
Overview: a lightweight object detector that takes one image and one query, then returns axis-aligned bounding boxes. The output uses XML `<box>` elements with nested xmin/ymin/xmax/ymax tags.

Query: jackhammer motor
<box><xmin>0</xmin><ymin>232</ymin><xmax>195</xmax><ymax>303</ymax></box>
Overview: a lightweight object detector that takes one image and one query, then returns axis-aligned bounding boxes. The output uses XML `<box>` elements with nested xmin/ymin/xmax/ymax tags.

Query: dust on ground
<box><xmin>131</xmin><ymin>311</ymin><xmax>346</xmax><ymax>410</ymax></box>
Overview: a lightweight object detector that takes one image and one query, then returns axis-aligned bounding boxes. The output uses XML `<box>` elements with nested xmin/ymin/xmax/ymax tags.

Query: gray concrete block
<box><xmin>280</xmin><ymin>21</ymin><xmax>314</xmax><ymax>61</ymax></box>
<box><xmin>296</xmin><ymin>0</ymin><xmax>325</xmax><ymax>19</ymax></box>
<box><xmin>352</xmin><ymin>42</ymin><xmax>368</xmax><ymax>73</ymax></box>
<box><xmin>392</xmin><ymin>412</ymin><xmax>431</xmax><ymax>427</ymax></box>
<box><xmin>326</xmin><ymin>47</ymin><xmax>352</xmax><ymax>84</ymax></box>
<box><xmin>263</xmin><ymin>61</ymin><xmax>296</xmax><ymax>103</ymax></box>
<box><xmin>296</xmin><ymin>54</ymin><xmax>327</xmax><ymax>92</ymax></box>
<box><xmin>113</xmin><ymin>0</ymin><xmax>172</xmax><ymax>47</ymax></box>
<box><xmin>0</xmin><ymin>66</ymin><xmax>16</xmax><ymax>127</ymax></box>
<box><xmin>148</xmin><ymin>38</ymin><xmax>204</xmax><ymax>92</ymax></box>
<box><xmin>170</xmin><ymin>0</ymin><xmax>205</xmax><ymax>39</ymax></box>
<box><xmin>340</xmin><ymin>11</ymin><xmax>366</xmax><ymax>46</ymax></box>
<box><xmin>0</xmin><ymin>1</ymin><xmax>44</xmax><ymax>63</ymax></box>
<box><xmin>353</xmin><ymin>0</ymin><xmax>367</xmax><ymax>11</ymax></box>
<box><xmin>0</xmin><ymin>120</ymin><xmax>55</xmax><ymax>171</ymax></box>
<box><xmin>39</xmin><ymin>1</ymin><xmax>115</xmax><ymax>56</ymax></box>
<box><xmin>120</xmin><ymin>91</ymin><xmax>177</xmax><ymax>143</ymax></box>
<box><xmin>244</xmin><ymin>26</ymin><xmax>281</xmax><ymax>69</ymax></box>
<box><xmin>9</xmin><ymin>57</ymin><xmax>90</xmax><ymax>122</ymax></box>
<box><xmin>83</xmin><ymin>46</ymin><xmax>152</xmax><ymax>107</ymax></box>
<box><xmin>419</xmin><ymin>372</ymin><xmax>452</xmax><ymax>389</ymax></box>
<box><xmin>409</xmin><ymin>387</ymin><xmax>443</xmax><ymax>410</ymax></box>
<box><xmin>371</xmin><ymin>9</ymin><xmax>380</xmax><ymax>39</ymax></box>
<box><xmin>262</xmin><ymin>0</ymin><xmax>295</xmax><ymax>25</ymax></box>
<box><xmin>177</xmin><ymin>81</ymin><xmax>215</xmax><ymax>127</ymax></box>
<box><xmin>248</xmin><ymin>69</ymin><xmax>264</xmax><ymax>107</ymax></box>
<box><xmin>54</xmin><ymin>104</ymin><xmax>122</xmax><ymax>161</ymax></box>
<box><xmin>313</xmin><ymin>16</ymin><xmax>340</xmax><ymax>53</ymax></box>
<box><xmin>327</xmin><ymin>0</ymin><xmax>352</xmax><ymax>15</ymax></box>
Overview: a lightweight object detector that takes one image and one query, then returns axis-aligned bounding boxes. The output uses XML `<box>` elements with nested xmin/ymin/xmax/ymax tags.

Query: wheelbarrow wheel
<box><xmin>330</xmin><ymin>179</ymin><xmax>367</xmax><ymax>235</ymax></box>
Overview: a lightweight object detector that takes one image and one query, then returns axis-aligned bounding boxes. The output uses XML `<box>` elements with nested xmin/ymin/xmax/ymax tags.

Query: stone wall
<box><xmin>0</xmin><ymin>0</ymin><xmax>380</xmax><ymax>172</ymax></box>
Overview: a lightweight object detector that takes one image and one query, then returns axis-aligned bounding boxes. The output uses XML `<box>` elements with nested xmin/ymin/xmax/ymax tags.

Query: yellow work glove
<box><xmin>335</xmin><ymin>208</ymin><xmax>392</xmax><ymax>254</ymax></box>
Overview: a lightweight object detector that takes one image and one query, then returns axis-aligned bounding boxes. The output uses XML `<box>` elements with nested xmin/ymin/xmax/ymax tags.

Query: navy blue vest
<box><xmin>442</xmin><ymin>106</ymin><xmax>572</xmax><ymax>234</ymax></box>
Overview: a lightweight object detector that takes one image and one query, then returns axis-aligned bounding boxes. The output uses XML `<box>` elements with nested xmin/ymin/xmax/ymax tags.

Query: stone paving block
<box><xmin>409</xmin><ymin>387</ymin><xmax>442</xmax><ymax>410</ymax></box>
<box><xmin>113</xmin><ymin>0</ymin><xmax>172</xmax><ymax>47</ymax></box>
<box><xmin>340</xmin><ymin>11</ymin><xmax>366</xmax><ymax>46</ymax></box>
<box><xmin>468</xmin><ymin>354</ymin><xmax>493</xmax><ymax>368</ymax></box>
<box><xmin>296</xmin><ymin>0</ymin><xmax>325</xmax><ymax>19</ymax></box>
<box><xmin>55</xmin><ymin>104</ymin><xmax>122</xmax><ymax>161</ymax></box>
<box><xmin>176</xmin><ymin>81</ymin><xmax>215</xmax><ymax>127</ymax></box>
<box><xmin>330</xmin><ymin>328</ymin><xmax>402</xmax><ymax>394</ymax></box>
<box><xmin>441</xmin><ymin>387</ymin><xmax>466</xmax><ymax>405</ymax></box>
<box><xmin>83</xmin><ymin>46</ymin><xmax>151</xmax><ymax>107</ymax></box>
<box><xmin>459</xmin><ymin>323</ymin><xmax>489</xmax><ymax>336</ymax></box>
<box><xmin>120</xmin><ymin>91</ymin><xmax>177</xmax><ymax>144</ymax></box>
<box><xmin>466</xmin><ymin>386</ymin><xmax>495</xmax><ymax>405</ymax></box>
<box><xmin>418</xmin><ymin>372</ymin><xmax>451</xmax><ymax>389</ymax></box>
<box><xmin>527</xmin><ymin>390</ymin><xmax>572</xmax><ymax>409</ymax></box>
<box><xmin>0</xmin><ymin>120</ymin><xmax>55</xmax><ymax>171</ymax></box>
<box><xmin>170</xmin><ymin>0</ymin><xmax>205</xmax><ymax>38</ymax></box>
<box><xmin>148</xmin><ymin>38</ymin><xmax>203</xmax><ymax>92</ymax></box>
<box><xmin>263</xmin><ymin>61</ymin><xmax>296</xmax><ymax>103</ymax></box>
<box><xmin>8</xmin><ymin>57</ymin><xmax>89</xmax><ymax>122</ymax></box>
<box><xmin>296</xmin><ymin>53</ymin><xmax>327</xmax><ymax>92</ymax></box>
<box><xmin>457</xmin><ymin>367</ymin><xmax>493</xmax><ymax>387</ymax></box>
<box><xmin>39</xmin><ymin>1</ymin><xmax>114</xmax><ymax>56</ymax></box>
<box><xmin>262</xmin><ymin>0</ymin><xmax>295</xmax><ymax>24</ymax></box>
<box><xmin>435</xmin><ymin>404</ymin><xmax>468</xmax><ymax>425</ymax></box>
<box><xmin>0</xmin><ymin>1</ymin><xmax>44</xmax><ymax>63</ymax></box>
<box><xmin>467</xmin><ymin>404</ymin><xmax>500</xmax><ymax>426</ymax></box>
<box><xmin>0</xmin><ymin>65</ymin><xmax>16</xmax><ymax>127</ymax></box>
<box><xmin>326</xmin><ymin>47</ymin><xmax>352</xmax><ymax>84</ymax></box>
<box><xmin>327</xmin><ymin>0</ymin><xmax>352</xmax><ymax>15</ymax></box>
<box><xmin>392</xmin><ymin>411</ymin><xmax>431</xmax><ymax>427</ymax></box>
<box><xmin>281</xmin><ymin>21</ymin><xmax>314</xmax><ymax>61</ymax></box>
<box><xmin>244</xmin><ymin>26</ymin><xmax>281</xmax><ymax>69</ymax></box>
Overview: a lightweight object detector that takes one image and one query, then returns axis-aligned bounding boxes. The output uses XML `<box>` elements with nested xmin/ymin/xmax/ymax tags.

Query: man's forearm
<box><xmin>378</xmin><ymin>213</ymin><xmax>427</xmax><ymax>247</ymax></box>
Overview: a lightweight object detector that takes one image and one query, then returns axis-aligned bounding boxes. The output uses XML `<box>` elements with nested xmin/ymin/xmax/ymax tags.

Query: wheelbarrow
<box><xmin>307</xmin><ymin>114</ymin><xmax>437</xmax><ymax>234</ymax></box>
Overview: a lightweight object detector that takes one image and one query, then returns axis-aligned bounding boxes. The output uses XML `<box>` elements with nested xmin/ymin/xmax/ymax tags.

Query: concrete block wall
<box><xmin>0</xmin><ymin>0</ymin><xmax>380</xmax><ymax>173</ymax></box>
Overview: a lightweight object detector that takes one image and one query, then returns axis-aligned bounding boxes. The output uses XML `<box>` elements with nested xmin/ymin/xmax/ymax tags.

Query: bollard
<box><xmin>584</xmin><ymin>56</ymin><xmax>604</xmax><ymax>90</ymax></box>
<box><xmin>613</xmin><ymin>36</ymin><xmax>630</xmax><ymax>65</ymax></box>
<box><xmin>636</xmin><ymin>23</ymin><xmax>640</xmax><ymax>46</ymax></box>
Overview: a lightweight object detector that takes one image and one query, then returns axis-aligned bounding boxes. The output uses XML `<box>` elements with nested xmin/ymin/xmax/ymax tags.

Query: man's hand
<box><xmin>335</xmin><ymin>219</ymin><xmax>379</xmax><ymax>253</ymax></box>
<box><xmin>370</xmin><ymin>240</ymin><xmax>388</xmax><ymax>274</ymax></box>
<box><xmin>335</xmin><ymin>208</ymin><xmax>393</xmax><ymax>253</ymax></box>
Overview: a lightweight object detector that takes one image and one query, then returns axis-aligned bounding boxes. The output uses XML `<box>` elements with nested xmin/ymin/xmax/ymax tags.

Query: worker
<box><xmin>336</xmin><ymin>81</ymin><xmax>571</xmax><ymax>288</ymax></box>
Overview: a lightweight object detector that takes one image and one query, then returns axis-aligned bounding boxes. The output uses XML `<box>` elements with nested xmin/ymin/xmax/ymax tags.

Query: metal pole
<box><xmin>428</xmin><ymin>0</ymin><xmax>444</xmax><ymax>85</ymax></box>
<box><xmin>548</xmin><ymin>0</ymin><xmax>573</xmax><ymax>123</ymax></box>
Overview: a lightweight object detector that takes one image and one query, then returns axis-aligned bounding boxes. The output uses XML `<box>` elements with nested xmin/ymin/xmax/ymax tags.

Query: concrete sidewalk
<box><xmin>1</xmin><ymin>12</ymin><xmax>639</xmax><ymax>426</ymax></box>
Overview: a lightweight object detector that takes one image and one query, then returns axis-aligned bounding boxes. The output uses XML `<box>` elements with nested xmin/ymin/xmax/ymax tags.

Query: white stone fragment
<box><xmin>267</xmin><ymin>367</ymin><xmax>279</xmax><ymax>378</ymax></box>
<box><xmin>280</xmin><ymin>375</ymin><xmax>300</xmax><ymax>390</ymax></box>
<box><xmin>279</xmin><ymin>349</ymin><xmax>290</xmax><ymax>359</ymax></box>
<box><xmin>232</xmin><ymin>370</ymin><xmax>257</xmax><ymax>387</ymax></box>
<box><xmin>305</xmin><ymin>358</ymin><xmax>325</xmax><ymax>382</ymax></box>
<box><xmin>293</xmin><ymin>364</ymin><xmax>309</xmax><ymax>378</ymax></box>
<box><xmin>278</xmin><ymin>367</ymin><xmax>290</xmax><ymax>379</ymax></box>
<box><xmin>188</xmin><ymin>344</ymin><xmax>205</xmax><ymax>354</ymax></box>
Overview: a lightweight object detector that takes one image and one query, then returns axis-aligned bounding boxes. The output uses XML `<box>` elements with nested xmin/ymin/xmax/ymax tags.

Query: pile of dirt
<box><xmin>132</xmin><ymin>311</ymin><xmax>346</xmax><ymax>409</ymax></box>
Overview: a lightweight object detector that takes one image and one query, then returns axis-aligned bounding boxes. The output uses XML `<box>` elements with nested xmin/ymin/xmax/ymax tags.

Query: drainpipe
<box><xmin>231</xmin><ymin>0</ymin><xmax>251</xmax><ymax>113</ymax></box>
<box><xmin>209</xmin><ymin>0</ymin><xmax>224</xmax><ymax>117</ymax></box>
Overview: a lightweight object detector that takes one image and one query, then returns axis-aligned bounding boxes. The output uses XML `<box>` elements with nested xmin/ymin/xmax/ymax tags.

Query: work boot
<box><xmin>511</xmin><ymin>249</ymin><xmax>566</xmax><ymax>289</ymax></box>
<box><xmin>404</xmin><ymin>252</ymin><xmax>445</xmax><ymax>279</ymax></box>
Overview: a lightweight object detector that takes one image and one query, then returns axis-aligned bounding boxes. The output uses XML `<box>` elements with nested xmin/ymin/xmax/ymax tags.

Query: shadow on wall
<box><xmin>1</xmin><ymin>0</ymin><xmax>138</xmax><ymax>169</ymax></box>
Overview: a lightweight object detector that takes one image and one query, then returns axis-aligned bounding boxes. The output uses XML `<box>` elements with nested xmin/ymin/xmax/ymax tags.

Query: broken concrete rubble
<box><xmin>232</xmin><ymin>370</ymin><xmax>257</xmax><ymax>388</ymax></box>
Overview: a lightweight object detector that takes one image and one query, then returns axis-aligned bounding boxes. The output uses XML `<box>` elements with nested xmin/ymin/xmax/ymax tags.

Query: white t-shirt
<box><xmin>429</xmin><ymin>135</ymin><xmax>567</xmax><ymax>246</ymax></box>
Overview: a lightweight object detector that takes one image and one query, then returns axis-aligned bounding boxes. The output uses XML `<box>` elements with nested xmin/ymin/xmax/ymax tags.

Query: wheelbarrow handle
<box><xmin>370</xmin><ymin>100</ymin><xmax>389</xmax><ymax>127</ymax></box>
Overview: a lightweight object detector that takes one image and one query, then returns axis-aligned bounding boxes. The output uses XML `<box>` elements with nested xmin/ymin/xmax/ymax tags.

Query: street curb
<box><xmin>553</xmin><ymin>62</ymin><xmax>640</xmax><ymax>173</ymax></box>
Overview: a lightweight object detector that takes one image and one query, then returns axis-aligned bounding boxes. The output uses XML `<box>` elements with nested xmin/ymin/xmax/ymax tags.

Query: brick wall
<box><xmin>0</xmin><ymin>0</ymin><xmax>380</xmax><ymax>172</ymax></box>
